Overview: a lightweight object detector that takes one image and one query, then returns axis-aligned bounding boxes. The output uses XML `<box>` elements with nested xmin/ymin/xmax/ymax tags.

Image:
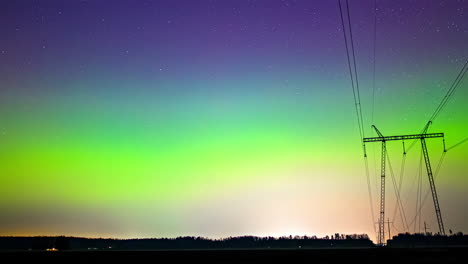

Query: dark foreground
<box><xmin>1</xmin><ymin>248</ymin><xmax>466</xmax><ymax>263</ymax></box>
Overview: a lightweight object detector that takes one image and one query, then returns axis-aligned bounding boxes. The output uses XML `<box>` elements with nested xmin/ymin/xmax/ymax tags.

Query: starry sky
<box><xmin>0</xmin><ymin>0</ymin><xmax>467</xmax><ymax>241</ymax></box>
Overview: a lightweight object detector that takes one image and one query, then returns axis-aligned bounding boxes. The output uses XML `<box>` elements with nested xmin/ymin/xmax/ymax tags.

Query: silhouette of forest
<box><xmin>0</xmin><ymin>234</ymin><xmax>372</xmax><ymax>251</ymax></box>
<box><xmin>387</xmin><ymin>232</ymin><xmax>468</xmax><ymax>248</ymax></box>
<box><xmin>2</xmin><ymin>232</ymin><xmax>467</xmax><ymax>251</ymax></box>
<box><xmin>2</xmin><ymin>234</ymin><xmax>468</xmax><ymax>264</ymax></box>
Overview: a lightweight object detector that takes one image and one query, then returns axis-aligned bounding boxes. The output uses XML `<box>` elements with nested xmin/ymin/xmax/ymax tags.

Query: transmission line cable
<box><xmin>407</xmin><ymin>59</ymin><xmax>468</xmax><ymax>153</ymax></box>
<box><xmin>391</xmin><ymin>145</ymin><xmax>407</xmax><ymax>229</ymax></box>
<box><xmin>446</xmin><ymin>137</ymin><xmax>468</xmax><ymax>152</ymax></box>
<box><xmin>338</xmin><ymin>0</ymin><xmax>365</xmax><ymax>141</ymax></box>
<box><xmin>429</xmin><ymin>59</ymin><xmax>468</xmax><ymax>122</ymax></box>
<box><xmin>338</xmin><ymin>0</ymin><xmax>375</xmax><ymax>233</ymax></box>
<box><xmin>371</xmin><ymin>0</ymin><xmax>377</xmax><ymax>124</ymax></box>
<box><xmin>386</xmin><ymin>151</ymin><xmax>409</xmax><ymax>231</ymax></box>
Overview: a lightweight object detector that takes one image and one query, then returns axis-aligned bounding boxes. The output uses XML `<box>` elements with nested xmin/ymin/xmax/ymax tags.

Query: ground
<box><xmin>1</xmin><ymin>247</ymin><xmax>466</xmax><ymax>263</ymax></box>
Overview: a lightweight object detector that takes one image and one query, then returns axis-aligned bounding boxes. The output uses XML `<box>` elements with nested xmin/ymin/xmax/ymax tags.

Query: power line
<box><xmin>338</xmin><ymin>0</ymin><xmax>375</xmax><ymax>235</ymax></box>
<box><xmin>370</xmin><ymin>1</ymin><xmax>378</xmax><ymax>218</ymax></box>
<box><xmin>408</xmin><ymin>150</ymin><xmax>446</xmax><ymax>230</ymax></box>
<box><xmin>345</xmin><ymin>0</ymin><xmax>365</xmax><ymax>139</ymax></box>
<box><xmin>391</xmin><ymin>143</ymin><xmax>406</xmax><ymax>227</ymax></box>
<box><xmin>371</xmin><ymin>0</ymin><xmax>377</xmax><ymax>124</ymax></box>
<box><xmin>338</xmin><ymin>0</ymin><xmax>365</xmax><ymax>141</ymax></box>
<box><xmin>412</xmin><ymin>148</ymin><xmax>423</xmax><ymax>232</ymax></box>
<box><xmin>365</xmin><ymin>154</ymin><xmax>377</xmax><ymax>233</ymax></box>
<box><xmin>446</xmin><ymin>137</ymin><xmax>468</xmax><ymax>152</ymax></box>
<box><xmin>417</xmin><ymin>150</ymin><xmax>423</xmax><ymax>233</ymax></box>
<box><xmin>429</xmin><ymin>59</ymin><xmax>468</xmax><ymax>122</ymax></box>
<box><xmin>386</xmin><ymin>151</ymin><xmax>409</xmax><ymax>232</ymax></box>
<box><xmin>407</xmin><ymin>59</ymin><xmax>468</xmax><ymax>153</ymax></box>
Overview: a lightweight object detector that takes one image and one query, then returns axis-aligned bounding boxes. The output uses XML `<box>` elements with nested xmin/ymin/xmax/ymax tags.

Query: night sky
<box><xmin>0</xmin><ymin>0</ymin><xmax>467</xmax><ymax>241</ymax></box>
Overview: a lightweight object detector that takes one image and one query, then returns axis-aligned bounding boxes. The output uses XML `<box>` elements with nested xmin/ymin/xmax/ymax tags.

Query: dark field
<box><xmin>1</xmin><ymin>248</ymin><xmax>466</xmax><ymax>263</ymax></box>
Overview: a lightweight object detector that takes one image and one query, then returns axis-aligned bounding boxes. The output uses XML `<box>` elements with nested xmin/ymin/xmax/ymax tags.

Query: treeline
<box><xmin>0</xmin><ymin>234</ymin><xmax>373</xmax><ymax>251</ymax></box>
<box><xmin>387</xmin><ymin>232</ymin><xmax>468</xmax><ymax>248</ymax></box>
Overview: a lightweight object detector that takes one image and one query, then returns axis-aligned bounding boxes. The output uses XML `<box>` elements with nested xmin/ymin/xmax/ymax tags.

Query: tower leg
<box><xmin>378</xmin><ymin>141</ymin><xmax>386</xmax><ymax>245</ymax></box>
<box><xmin>421</xmin><ymin>138</ymin><xmax>445</xmax><ymax>235</ymax></box>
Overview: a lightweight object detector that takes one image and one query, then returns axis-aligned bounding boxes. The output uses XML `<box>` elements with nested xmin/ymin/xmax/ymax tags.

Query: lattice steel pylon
<box><xmin>363</xmin><ymin>122</ymin><xmax>446</xmax><ymax>246</ymax></box>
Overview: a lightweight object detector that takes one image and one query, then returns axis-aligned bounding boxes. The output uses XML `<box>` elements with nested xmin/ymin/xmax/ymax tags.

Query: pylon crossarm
<box><xmin>363</xmin><ymin>133</ymin><xmax>443</xmax><ymax>143</ymax></box>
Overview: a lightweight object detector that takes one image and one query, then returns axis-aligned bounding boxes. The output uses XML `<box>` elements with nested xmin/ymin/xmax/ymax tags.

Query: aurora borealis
<box><xmin>0</xmin><ymin>0</ymin><xmax>467</xmax><ymax>241</ymax></box>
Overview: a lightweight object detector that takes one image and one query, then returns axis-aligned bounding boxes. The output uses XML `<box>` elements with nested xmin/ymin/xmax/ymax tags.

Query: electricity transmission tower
<box><xmin>363</xmin><ymin>121</ymin><xmax>446</xmax><ymax>246</ymax></box>
<box><xmin>337</xmin><ymin>0</ymin><xmax>465</xmax><ymax>246</ymax></box>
